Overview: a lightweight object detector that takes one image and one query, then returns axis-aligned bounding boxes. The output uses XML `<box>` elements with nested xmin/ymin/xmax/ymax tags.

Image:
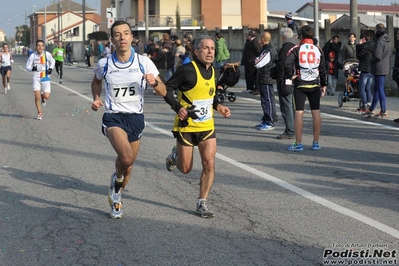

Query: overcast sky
<box><xmin>0</xmin><ymin>0</ymin><xmax>395</xmax><ymax>41</ymax></box>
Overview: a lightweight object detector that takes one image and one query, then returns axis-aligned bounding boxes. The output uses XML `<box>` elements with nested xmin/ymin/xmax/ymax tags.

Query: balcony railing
<box><xmin>134</xmin><ymin>15</ymin><xmax>203</xmax><ymax>27</ymax></box>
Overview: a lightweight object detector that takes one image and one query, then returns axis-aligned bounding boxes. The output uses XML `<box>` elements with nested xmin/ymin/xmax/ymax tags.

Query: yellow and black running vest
<box><xmin>173</xmin><ymin>61</ymin><xmax>216</xmax><ymax>132</ymax></box>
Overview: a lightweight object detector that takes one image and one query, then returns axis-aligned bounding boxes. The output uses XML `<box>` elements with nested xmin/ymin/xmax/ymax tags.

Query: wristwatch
<box><xmin>152</xmin><ymin>80</ymin><xmax>159</xmax><ymax>87</ymax></box>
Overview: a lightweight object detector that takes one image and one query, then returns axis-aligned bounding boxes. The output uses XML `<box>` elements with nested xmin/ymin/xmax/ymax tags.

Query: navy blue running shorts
<box><xmin>0</xmin><ymin>66</ymin><xmax>12</xmax><ymax>76</ymax></box>
<box><xmin>102</xmin><ymin>113</ymin><xmax>145</xmax><ymax>142</ymax></box>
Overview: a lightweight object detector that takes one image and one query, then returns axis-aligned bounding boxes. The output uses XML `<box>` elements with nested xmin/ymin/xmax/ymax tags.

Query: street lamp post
<box><xmin>58</xmin><ymin>1</ymin><xmax>62</xmax><ymax>42</ymax></box>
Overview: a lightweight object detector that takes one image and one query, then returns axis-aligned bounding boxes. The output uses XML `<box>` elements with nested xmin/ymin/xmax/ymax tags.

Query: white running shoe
<box><xmin>4</xmin><ymin>87</ymin><xmax>7</xmax><ymax>94</ymax></box>
<box><xmin>7</xmin><ymin>84</ymin><xmax>10</xmax><ymax>90</ymax></box>
<box><xmin>37</xmin><ymin>113</ymin><xmax>43</xmax><ymax>120</ymax></box>
<box><xmin>108</xmin><ymin>172</ymin><xmax>123</xmax><ymax>219</ymax></box>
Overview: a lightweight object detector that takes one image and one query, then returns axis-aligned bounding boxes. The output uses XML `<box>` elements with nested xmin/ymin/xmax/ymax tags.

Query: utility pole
<box><xmin>44</xmin><ymin>5</ymin><xmax>47</xmax><ymax>44</ymax></box>
<box><xmin>82</xmin><ymin>0</ymin><xmax>86</xmax><ymax>62</ymax></box>
<box><xmin>145</xmin><ymin>0</ymin><xmax>149</xmax><ymax>44</ymax></box>
<box><xmin>58</xmin><ymin>1</ymin><xmax>61</xmax><ymax>42</ymax></box>
<box><xmin>314</xmin><ymin>0</ymin><xmax>319</xmax><ymax>43</ymax></box>
<box><xmin>350</xmin><ymin>0</ymin><xmax>359</xmax><ymax>38</ymax></box>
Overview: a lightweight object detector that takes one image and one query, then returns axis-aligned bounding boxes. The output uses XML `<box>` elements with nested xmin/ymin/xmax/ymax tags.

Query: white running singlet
<box><xmin>1</xmin><ymin>52</ymin><xmax>11</xmax><ymax>67</ymax></box>
<box><xmin>93</xmin><ymin>49</ymin><xmax>159</xmax><ymax>114</ymax></box>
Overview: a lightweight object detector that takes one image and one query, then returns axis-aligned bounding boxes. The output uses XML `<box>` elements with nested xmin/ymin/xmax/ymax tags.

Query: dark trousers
<box><xmin>244</xmin><ymin>65</ymin><xmax>257</xmax><ymax>91</ymax></box>
<box><xmin>277</xmin><ymin>83</ymin><xmax>295</xmax><ymax>135</ymax></box>
<box><xmin>86</xmin><ymin>55</ymin><xmax>91</xmax><ymax>67</ymax></box>
<box><xmin>259</xmin><ymin>84</ymin><xmax>276</xmax><ymax>126</ymax></box>
<box><xmin>55</xmin><ymin>61</ymin><xmax>63</xmax><ymax>79</ymax></box>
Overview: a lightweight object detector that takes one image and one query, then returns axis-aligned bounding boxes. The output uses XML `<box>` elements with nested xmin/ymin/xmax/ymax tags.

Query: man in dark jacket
<box><xmin>356</xmin><ymin>31</ymin><xmax>374</xmax><ymax>113</ymax></box>
<box><xmin>275</xmin><ymin>27</ymin><xmax>299</xmax><ymax>139</ymax></box>
<box><xmin>284</xmin><ymin>25</ymin><xmax>327</xmax><ymax>152</ymax></box>
<box><xmin>241</xmin><ymin>30</ymin><xmax>261</xmax><ymax>94</ymax></box>
<box><xmin>150</xmin><ymin>41</ymin><xmax>166</xmax><ymax>83</ymax></box>
<box><xmin>364</xmin><ymin>23</ymin><xmax>391</xmax><ymax>118</ymax></box>
<box><xmin>254</xmin><ymin>31</ymin><xmax>278</xmax><ymax>130</ymax></box>
<box><xmin>285</xmin><ymin>12</ymin><xmax>299</xmax><ymax>37</ymax></box>
<box><xmin>323</xmin><ymin>35</ymin><xmax>341</xmax><ymax>63</ymax></box>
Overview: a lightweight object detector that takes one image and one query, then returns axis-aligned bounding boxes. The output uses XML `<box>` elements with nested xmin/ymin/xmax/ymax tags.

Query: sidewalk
<box><xmin>230</xmin><ymin>78</ymin><xmax>399</xmax><ymax>127</ymax></box>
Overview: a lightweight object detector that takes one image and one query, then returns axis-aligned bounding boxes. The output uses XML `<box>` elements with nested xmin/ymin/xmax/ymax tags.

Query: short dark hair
<box><xmin>349</xmin><ymin>33</ymin><xmax>356</xmax><ymax>38</ymax></box>
<box><xmin>360</xmin><ymin>31</ymin><xmax>370</xmax><ymax>41</ymax></box>
<box><xmin>300</xmin><ymin>26</ymin><xmax>314</xmax><ymax>39</ymax></box>
<box><xmin>247</xmin><ymin>30</ymin><xmax>257</xmax><ymax>38</ymax></box>
<box><xmin>110</xmin><ymin>20</ymin><xmax>132</xmax><ymax>38</ymax></box>
<box><xmin>36</xmin><ymin>39</ymin><xmax>45</xmax><ymax>46</ymax></box>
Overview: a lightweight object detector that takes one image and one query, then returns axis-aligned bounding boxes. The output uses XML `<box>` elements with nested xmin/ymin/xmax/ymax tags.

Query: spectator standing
<box><xmin>342</xmin><ymin>33</ymin><xmax>357</xmax><ymax>61</ymax></box>
<box><xmin>364</xmin><ymin>23</ymin><xmax>391</xmax><ymax>118</ymax></box>
<box><xmin>323</xmin><ymin>35</ymin><xmax>342</xmax><ymax>64</ymax></box>
<box><xmin>183</xmin><ymin>33</ymin><xmax>193</xmax><ymax>46</ymax></box>
<box><xmin>275</xmin><ymin>27</ymin><xmax>299</xmax><ymax>139</ymax></box>
<box><xmin>162</xmin><ymin>33</ymin><xmax>176</xmax><ymax>80</ymax></box>
<box><xmin>145</xmin><ymin>38</ymin><xmax>156</xmax><ymax>57</ymax></box>
<box><xmin>133</xmin><ymin>36</ymin><xmax>144</xmax><ymax>55</ymax></box>
<box><xmin>51</xmin><ymin>41</ymin><xmax>65</xmax><ymax>83</ymax></box>
<box><xmin>97</xmin><ymin>40</ymin><xmax>104</xmax><ymax>61</ymax></box>
<box><xmin>241</xmin><ymin>30</ymin><xmax>261</xmax><ymax>94</ymax></box>
<box><xmin>150</xmin><ymin>41</ymin><xmax>167</xmax><ymax>83</ymax></box>
<box><xmin>174</xmin><ymin>39</ymin><xmax>186</xmax><ymax>69</ymax></box>
<box><xmin>356</xmin><ymin>31</ymin><xmax>374</xmax><ymax>113</ymax></box>
<box><xmin>326</xmin><ymin>51</ymin><xmax>342</xmax><ymax>96</ymax></box>
<box><xmin>254</xmin><ymin>32</ymin><xmax>278</xmax><ymax>131</ymax></box>
<box><xmin>103</xmin><ymin>42</ymin><xmax>111</xmax><ymax>57</ymax></box>
<box><xmin>214</xmin><ymin>32</ymin><xmax>230</xmax><ymax>69</ymax></box>
<box><xmin>66</xmin><ymin>43</ymin><xmax>73</xmax><ymax>65</ymax></box>
<box><xmin>285</xmin><ymin>12</ymin><xmax>299</xmax><ymax>37</ymax></box>
<box><xmin>284</xmin><ymin>25</ymin><xmax>327</xmax><ymax>151</ymax></box>
<box><xmin>85</xmin><ymin>42</ymin><xmax>93</xmax><ymax>67</ymax></box>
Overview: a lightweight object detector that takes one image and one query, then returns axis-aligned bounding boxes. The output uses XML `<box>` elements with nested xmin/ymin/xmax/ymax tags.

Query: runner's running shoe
<box><xmin>166</xmin><ymin>146</ymin><xmax>177</xmax><ymax>171</ymax></box>
<box><xmin>196</xmin><ymin>199</ymin><xmax>214</xmax><ymax>218</ymax></box>
<box><xmin>312</xmin><ymin>142</ymin><xmax>321</xmax><ymax>150</ymax></box>
<box><xmin>37</xmin><ymin>113</ymin><xmax>43</xmax><ymax>120</ymax></box>
<box><xmin>108</xmin><ymin>172</ymin><xmax>123</xmax><ymax>219</ymax></box>
<box><xmin>7</xmin><ymin>83</ymin><xmax>10</xmax><ymax>90</ymax></box>
<box><xmin>4</xmin><ymin>87</ymin><xmax>6</xmax><ymax>94</ymax></box>
<box><xmin>288</xmin><ymin>143</ymin><xmax>303</xmax><ymax>152</ymax></box>
<box><xmin>41</xmin><ymin>94</ymin><xmax>46</xmax><ymax>106</ymax></box>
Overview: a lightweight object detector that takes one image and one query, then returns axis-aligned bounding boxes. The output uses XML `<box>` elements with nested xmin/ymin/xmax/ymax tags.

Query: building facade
<box><xmin>100</xmin><ymin>0</ymin><xmax>267</xmax><ymax>33</ymax></box>
<box><xmin>28</xmin><ymin>0</ymin><xmax>101</xmax><ymax>45</ymax></box>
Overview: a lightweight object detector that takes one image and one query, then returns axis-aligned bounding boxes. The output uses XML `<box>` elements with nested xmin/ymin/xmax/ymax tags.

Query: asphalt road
<box><xmin>1</xmin><ymin>55</ymin><xmax>398</xmax><ymax>266</ymax></box>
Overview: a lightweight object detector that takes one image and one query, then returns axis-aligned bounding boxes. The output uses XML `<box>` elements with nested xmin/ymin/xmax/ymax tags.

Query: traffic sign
<box><xmin>106</xmin><ymin>8</ymin><xmax>116</xmax><ymax>18</ymax></box>
<box><xmin>108</xmin><ymin>17</ymin><xmax>115</xmax><ymax>28</ymax></box>
<box><xmin>69</xmin><ymin>33</ymin><xmax>74</xmax><ymax>38</ymax></box>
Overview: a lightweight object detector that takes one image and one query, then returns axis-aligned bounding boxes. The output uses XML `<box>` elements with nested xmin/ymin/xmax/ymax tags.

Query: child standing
<box><xmin>327</xmin><ymin>51</ymin><xmax>342</xmax><ymax>96</ymax></box>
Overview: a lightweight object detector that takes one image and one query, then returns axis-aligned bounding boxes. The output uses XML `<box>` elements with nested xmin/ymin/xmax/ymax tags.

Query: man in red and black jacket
<box><xmin>283</xmin><ymin>25</ymin><xmax>327</xmax><ymax>152</ymax></box>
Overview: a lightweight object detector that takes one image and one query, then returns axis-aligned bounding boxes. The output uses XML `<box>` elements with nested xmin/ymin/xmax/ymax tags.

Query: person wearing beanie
<box><xmin>285</xmin><ymin>12</ymin><xmax>298</xmax><ymax>36</ymax></box>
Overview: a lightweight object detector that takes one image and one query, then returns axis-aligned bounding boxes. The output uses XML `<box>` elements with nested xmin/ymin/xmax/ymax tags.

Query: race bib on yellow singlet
<box><xmin>192</xmin><ymin>99</ymin><xmax>212</xmax><ymax>122</ymax></box>
<box><xmin>111</xmin><ymin>82</ymin><xmax>140</xmax><ymax>103</ymax></box>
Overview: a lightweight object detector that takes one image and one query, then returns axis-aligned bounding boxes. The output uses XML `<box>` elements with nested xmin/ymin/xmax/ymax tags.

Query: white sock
<box><xmin>198</xmin><ymin>198</ymin><xmax>206</xmax><ymax>205</ymax></box>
